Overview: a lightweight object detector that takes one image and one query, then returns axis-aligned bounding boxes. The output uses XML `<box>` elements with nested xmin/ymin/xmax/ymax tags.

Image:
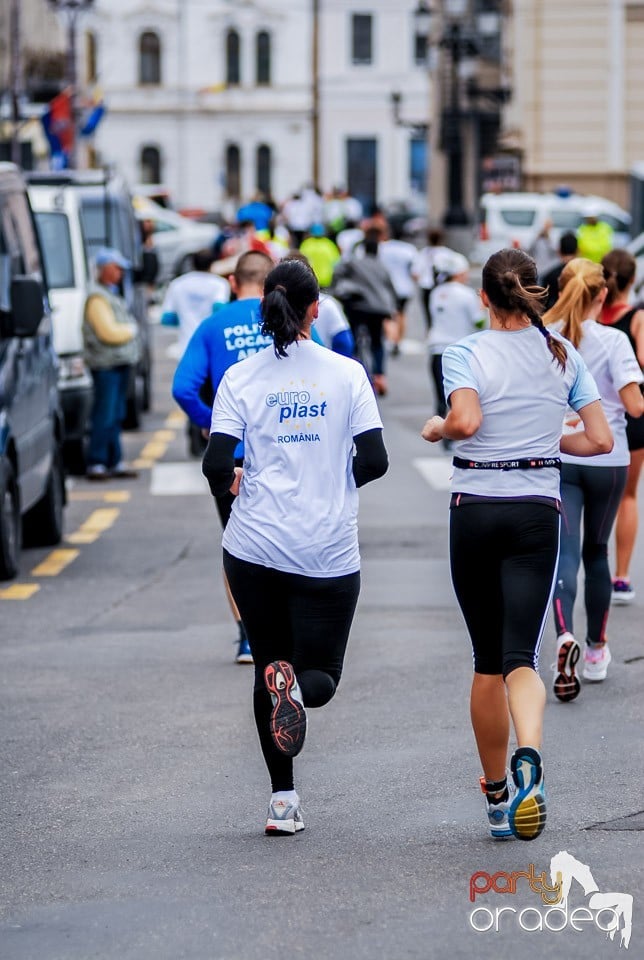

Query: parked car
<box><xmin>0</xmin><ymin>163</ymin><xmax>66</xmax><ymax>581</ymax></box>
<box><xmin>28</xmin><ymin>181</ymin><xmax>93</xmax><ymax>473</ymax></box>
<box><xmin>133</xmin><ymin>198</ymin><xmax>218</xmax><ymax>284</ymax></box>
<box><xmin>27</xmin><ymin>169</ymin><xmax>156</xmax><ymax>428</ymax></box>
<box><xmin>471</xmin><ymin>191</ymin><xmax>632</xmax><ymax>264</ymax></box>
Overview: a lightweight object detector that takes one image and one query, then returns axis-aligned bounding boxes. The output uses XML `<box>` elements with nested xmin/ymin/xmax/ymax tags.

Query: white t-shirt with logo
<box><xmin>554</xmin><ymin>319</ymin><xmax>643</xmax><ymax>467</ymax></box>
<box><xmin>211</xmin><ymin>339</ymin><xmax>383</xmax><ymax>576</ymax></box>
<box><xmin>428</xmin><ymin>281</ymin><xmax>486</xmax><ymax>354</ymax></box>
<box><xmin>442</xmin><ymin>326</ymin><xmax>600</xmax><ymax>499</ymax></box>
<box><xmin>161</xmin><ymin>271</ymin><xmax>230</xmax><ymax>355</ymax></box>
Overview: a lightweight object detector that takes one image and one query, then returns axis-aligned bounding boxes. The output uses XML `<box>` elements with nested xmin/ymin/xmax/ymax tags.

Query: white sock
<box><xmin>272</xmin><ymin>790</ymin><xmax>298</xmax><ymax>804</ymax></box>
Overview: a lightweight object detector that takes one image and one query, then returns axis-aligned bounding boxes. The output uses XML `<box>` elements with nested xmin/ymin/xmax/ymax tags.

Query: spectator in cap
<box><xmin>83</xmin><ymin>247</ymin><xmax>141</xmax><ymax>480</ymax></box>
<box><xmin>428</xmin><ymin>250</ymin><xmax>487</xmax><ymax>443</ymax></box>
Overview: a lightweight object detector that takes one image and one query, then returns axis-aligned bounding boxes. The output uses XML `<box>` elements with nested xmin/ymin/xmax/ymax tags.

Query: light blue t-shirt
<box><xmin>442</xmin><ymin>326</ymin><xmax>600</xmax><ymax>499</ymax></box>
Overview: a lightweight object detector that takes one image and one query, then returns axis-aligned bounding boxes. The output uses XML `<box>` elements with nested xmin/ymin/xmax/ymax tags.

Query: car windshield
<box><xmin>499</xmin><ymin>209</ymin><xmax>536</xmax><ymax>227</ymax></box>
<box><xmin>80</xmin><ymin>197</ymin><xmax>124</xmax><ymax>257</ymax></box>
<box><xmin>33</xmin><ymin>212</ymin><xmax>74</xmax><ymax>289</ymax></box>
<box><xmin>550</xmin><ymin>210</ymin><xmax>583</xmax><ymax>230</ymax></box>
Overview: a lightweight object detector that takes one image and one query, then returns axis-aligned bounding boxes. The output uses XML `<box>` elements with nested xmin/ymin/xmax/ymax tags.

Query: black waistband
<box><xmin>452</xmin><ymin>456</ymin><xmax>561</xmax><ymax>471</ymax></box>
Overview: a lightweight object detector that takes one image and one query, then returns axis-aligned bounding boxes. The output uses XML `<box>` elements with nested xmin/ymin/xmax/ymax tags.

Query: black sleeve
<box><xmin>353</xmin><ymin>427</ymin><xmax>388</xmax><ymax>487</ymax></box>
<box><xmin>202</xmin><ymin>432</ymin><xmax>239</xmax><ymax>497</ymax></box>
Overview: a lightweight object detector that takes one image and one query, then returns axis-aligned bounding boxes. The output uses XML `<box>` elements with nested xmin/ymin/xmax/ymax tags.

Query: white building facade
<box><xmin>82</xmin><ymin>0</ymin><xmax>431</xmax><ymax>213</ymax></box>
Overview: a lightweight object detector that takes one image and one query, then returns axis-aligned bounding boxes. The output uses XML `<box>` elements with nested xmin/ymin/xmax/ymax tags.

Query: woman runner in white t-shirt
<box><xmin>421</xmin><ymin>248</ymin><xmax>612</xmax><ymax>841</ymax></box>
<box><xmin>202</xmin><ymin>259</ymin><xmax>388</xmax><ymax>836</ymax></box>
<box><xmin>544</xmin><ymin>258</ymin><xmax>644</xmax><ymax>699</ymax></box>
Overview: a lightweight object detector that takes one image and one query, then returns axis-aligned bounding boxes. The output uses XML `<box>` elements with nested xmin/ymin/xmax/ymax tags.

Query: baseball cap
<box><xmin>95</xmin><ymin>246</ymin><xmax>130</xmax><ymax>269</ymax></box>
<box><xmin>433</xmin><ymin>249</ymin><xmax>469</xmax><ymax>278</ymax></box>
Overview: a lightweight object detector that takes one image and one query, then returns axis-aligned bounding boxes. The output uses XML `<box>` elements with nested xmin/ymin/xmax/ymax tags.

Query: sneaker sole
<box><xmin>509</xmin><ymin>751</ymin><xmax>547</xmax><ymax>841</ymax></box>
<box><xmin>264</xmin><ymin>660</ymin><xmax>307</xmax><ymax>757</ymax></box>
<box><xmin>265</xmin><ymin>819</ymin><xmax>305</xmax><ymax>836</ymax></box>
<box><xmin>235</xmin><ymin>653</ymin><xmax>254</xmax><ymax>664</ymax></box>
<box><xmin>611</xmin><ymin>595</ymin><xmax>634</xmax><ymax>606</ymax></box>
<box><xmin>582</xmin><ymin>648</ymin><xmax>612</xmax><ymax>682</ymax></box>
<box><xmin>553</xmin><ymin>639</ymin><xmax>581</xmax><ymax>702</ymax></box>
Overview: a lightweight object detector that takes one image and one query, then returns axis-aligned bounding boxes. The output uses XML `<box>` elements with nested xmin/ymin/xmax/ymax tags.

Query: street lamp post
<box><xmin>414</xmin><ymin>0</ymin><xmax>479</xmax><ymax>230</ymax></box>
<box><xmin>47</xmin><ymin>0</ymin><xmax>95</xmax><ymax>168</ymax></box>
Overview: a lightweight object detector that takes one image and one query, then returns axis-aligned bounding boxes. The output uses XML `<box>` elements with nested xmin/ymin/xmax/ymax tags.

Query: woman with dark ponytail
<box><xmin>202</xmin><ymin>258</ymin><xmax>388</xmax><ymax>836</ymax></box>
<box><xmin>421</xmin><ymin>248</ymin><xmax>612</xmax><ymax>842</ymax></box>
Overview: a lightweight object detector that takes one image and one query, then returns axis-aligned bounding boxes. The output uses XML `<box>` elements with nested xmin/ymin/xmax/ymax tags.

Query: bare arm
<box><xmin>619</xmin><ymin>381</ymin><xmax>644</xmax><ymax>419</ymax></box>
<box><xmin>421</xmin><ymin>388</ymin><xmax>482</xmax><ymax>443</ymax></box>
<box><xmin>559</xmin><ymin>400</ymin><xmax>613</xmax><ymax>457</ymax></box>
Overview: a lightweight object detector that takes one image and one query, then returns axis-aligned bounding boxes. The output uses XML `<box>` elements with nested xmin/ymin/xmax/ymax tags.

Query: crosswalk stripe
<box><xmin>413</xmin><ymin>457</ymin><xmax>453</xmax><ymax>491</ymax></box>
<box><xmin>150</xmin><ymin>462</ymin><xmax>209</xmax><ymax>496</ymax></box>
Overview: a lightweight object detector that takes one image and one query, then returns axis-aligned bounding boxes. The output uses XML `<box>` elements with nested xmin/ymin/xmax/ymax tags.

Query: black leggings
<box><xmin>450</xmin><ymin>499</ymin><xmax>560</xmax><ymax>676</ymax></box>
<box><xmin>223</xmin><ymin>550</ymin><xmax>360</xmax><ymax>791</ymax></box>
<box><xmin>553</xmin><ymin>463</ymin><xmax>627</xmax><ymax>644</ymax></box>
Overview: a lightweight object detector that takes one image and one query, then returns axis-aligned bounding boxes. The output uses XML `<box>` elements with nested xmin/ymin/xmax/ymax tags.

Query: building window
<box><xmin>139</xmin><ymin>31</ymin><xmax>161</xmax><ymax>85</ymax></box>
<box><xmin>140</xmin><ymin>145</ymin><xmax>161</xmax><ymax>184</ymax></box>
<box><xmin>346</xmin><ymin>138</ymin><xmax>377</xmax><ymax>213</ymax></box>
<box><xmin>256</xmin><ymin>31</ymin><xmax>271</xmax><ymax>86</ymax></box>
<box><xmin>226</xmin><ymin>144</ymin><xmax>241</xmax><ymax>198</ymax></box>
<box><xmin>351</xmin><ymin>13</ymin><xmax>373</xmax><ymax>65</ymax></box>
<box><xmin>414</xmin><ymin>32</ymin><xmax>427</xmax><ymax>67</ymax></box>
<box><xmin>256</xmin><ymin>144</ymin><xmax>272</xmax><ymax>196</ymax></box>
<box><xmin>85</xmin><ymin>30</ymin><xmax>97</xmax><ymax>84</ymax></box>
<box><xmin>226</xmin><ymin>29</ymin><xmax>241</xmax><ymax>85</ymax></box>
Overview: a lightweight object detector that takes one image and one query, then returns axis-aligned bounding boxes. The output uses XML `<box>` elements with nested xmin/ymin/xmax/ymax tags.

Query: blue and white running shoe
<box><xmin>265</xmin><ymin>795</ymin><xmax>305</xmax><ymax>836</ymax></box>
<box><xmin>509</xmin><ymin>746</ymin><xmax>547</xmax><ymax>841</ymax></box>
<box><xmin>481</xmin><ymin>776</ymin><xmax>517</xmax><ymax>840</ymax></box>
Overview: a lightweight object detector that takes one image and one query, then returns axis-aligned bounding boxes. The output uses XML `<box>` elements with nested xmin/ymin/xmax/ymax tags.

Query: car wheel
<box><xmin>0</xmin><ymin>459</ymin><xmax>21</xmax><ymax>581</ymax></box>
<box><xmin>22</xmin><ymin>442</ymin><xmax>65</xmax><ymax>548</ymax></box>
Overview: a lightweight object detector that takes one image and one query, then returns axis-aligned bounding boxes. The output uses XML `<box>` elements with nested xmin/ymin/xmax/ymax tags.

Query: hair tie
<box><xmin>275</xmin><ymin>284</ymin><xmax>287</xmax><ymax>294</ymax></box>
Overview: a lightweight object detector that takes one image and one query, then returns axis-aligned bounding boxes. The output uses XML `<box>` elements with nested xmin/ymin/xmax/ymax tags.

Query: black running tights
<box><xmin>223</xmin><ymin>550</ymin><xmax>360</xmax><ymax>791</ymax></box>
<box><xmin>450</xmin><ymin>500</ymin><xmax>560</xmax><ymax>676</ymax></box>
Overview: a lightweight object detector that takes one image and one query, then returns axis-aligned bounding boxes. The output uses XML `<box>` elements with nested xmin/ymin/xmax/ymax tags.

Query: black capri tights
<box><xmin>223</xmin><ymin>550</ymin><xmax>360</xmax><ymax>792</ymax></box>
<box><xmin>449</xmin><ymin>500</ymin><xmax>560</xmax><ymax>676</ymax></box>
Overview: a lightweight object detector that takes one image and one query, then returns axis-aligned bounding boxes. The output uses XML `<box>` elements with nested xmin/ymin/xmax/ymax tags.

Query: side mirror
<box><xmin>10</xmin><ymin>276</ymin><xmax>45</xmax><ymax>337</ymax></box>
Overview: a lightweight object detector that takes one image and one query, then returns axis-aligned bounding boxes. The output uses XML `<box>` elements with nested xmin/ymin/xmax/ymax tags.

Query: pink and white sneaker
<box><xmin>582</xmin><ymin>643</ymin><xmax>612</xmax><ymax>682</ymax></box>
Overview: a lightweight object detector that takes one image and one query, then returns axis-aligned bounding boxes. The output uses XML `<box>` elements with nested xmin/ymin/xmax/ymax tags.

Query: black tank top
<box><xmin>610</xmin><ymin>302</ymin><xmax>644</xmax><ymax>358</ymax></box>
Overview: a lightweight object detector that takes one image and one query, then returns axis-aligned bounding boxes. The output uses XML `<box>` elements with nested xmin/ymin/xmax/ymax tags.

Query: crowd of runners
<box><xmin>163</xmin><ymin>188</ymin><xmax>643</xmax><ymax>843</ymax></box>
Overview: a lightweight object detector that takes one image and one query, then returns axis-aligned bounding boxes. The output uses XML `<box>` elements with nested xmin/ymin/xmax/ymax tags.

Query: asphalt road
<box><xmin>1</xmin><ymin>306</ymin><xmax>642</xmax><ymax>960</ymax></box>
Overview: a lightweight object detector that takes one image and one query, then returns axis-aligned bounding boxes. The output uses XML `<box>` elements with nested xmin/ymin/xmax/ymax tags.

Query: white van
<box><xmin>471</xmin><ymin>191</ymin><xmax>632</xmax><ymax>265</ymax></box>
<box><xmin>28</xmin><ymin>182</ymin><xmax>93</xmax><ymax>471</ymax></box>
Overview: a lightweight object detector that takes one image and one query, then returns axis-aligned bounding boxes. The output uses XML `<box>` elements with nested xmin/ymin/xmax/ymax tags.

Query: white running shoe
<box><xmin>582</xmin><ymin>643</ymin><xmax>612</xmax><ymax>682</ymax></box>
<box><xmin>265</xmin><ymin>795</ymin><xmax>305</xmax><ymax>835</ymax></box>
<box><xmin>611</xmin><ymin>579</ymin><xmax>635</xmax><ymax>605</ymax></box>
<box><xmin>553</xmin><ymin>632</ymin><xmax>581</xmax><ymax>702</ymax></box>
<box><xmin>481</xmin><ymin>776</ymin><xmax>517</xmax><ymax>840</ymax></box>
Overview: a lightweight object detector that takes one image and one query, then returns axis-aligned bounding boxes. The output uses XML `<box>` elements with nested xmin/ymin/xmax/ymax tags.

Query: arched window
<box><xmin>85</xmin><ymin>30</ymin><xmax>97</xmax><ymax>84</ymax></box>
<box><xmin>140</xmin><ymin>145</ymin><xmax>161</xmax><ymax>184</ymax></box>
<box><xmin>226</xmin><ymin>29</ymin><xmax>241</xmax><ymax>85</ymax></box>
<box><xmin>256</xmin><ymin>31</ymin><xmax>271</xmax><ymax>86</ymax></box>
<box><xmin>139</xmin><ymin>31</ymin><xmax>161</xmax><ymax>85</ymax></box>
<box><xmin>256</xmin><ymin>144</ymin><xmax>272</xmax><ymax>196</ymax></box>
<box><xmin>226</xmin><ymin>144</ymin><xmax>241</xmax><ymax>198</ymax></box>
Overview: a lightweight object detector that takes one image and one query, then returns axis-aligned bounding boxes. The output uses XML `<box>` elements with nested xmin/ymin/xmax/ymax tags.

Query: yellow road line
<box><xmin>139</xmin><ymin>440</ymin><xmax>168</xmax><ymax>460</ymax></box>
<box><xmin>66</xmin><ymin>507</ymin><xmax>120</xmax><ymax>544</ymax></box>
<box><xmin>154</xmin><ymin>429</ymin><xmax>175</xmax><ymax>442</ymax></box>
<box><xmin>68</xmin><ymin>490</ymin><xmax>131</xmax><ymax>503</ymax></box>
<box><xmin>132</xmin><ymin>458</ymin><xmax>154</xmax><ymax>469</ymax></box>
<box><xmin>0</xmin><ymin>584</ymin><xmax>40</xmax><ymax>600</ymax></box>
<box><xmin>166</xmin><ymin>410</ymin><xmax>186</xmax><ymax>426</ymax></box>
<box><xmin>31</xmin><ymin>549</ymin><xmax>80</xmax><ymax>577</ymax></box>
